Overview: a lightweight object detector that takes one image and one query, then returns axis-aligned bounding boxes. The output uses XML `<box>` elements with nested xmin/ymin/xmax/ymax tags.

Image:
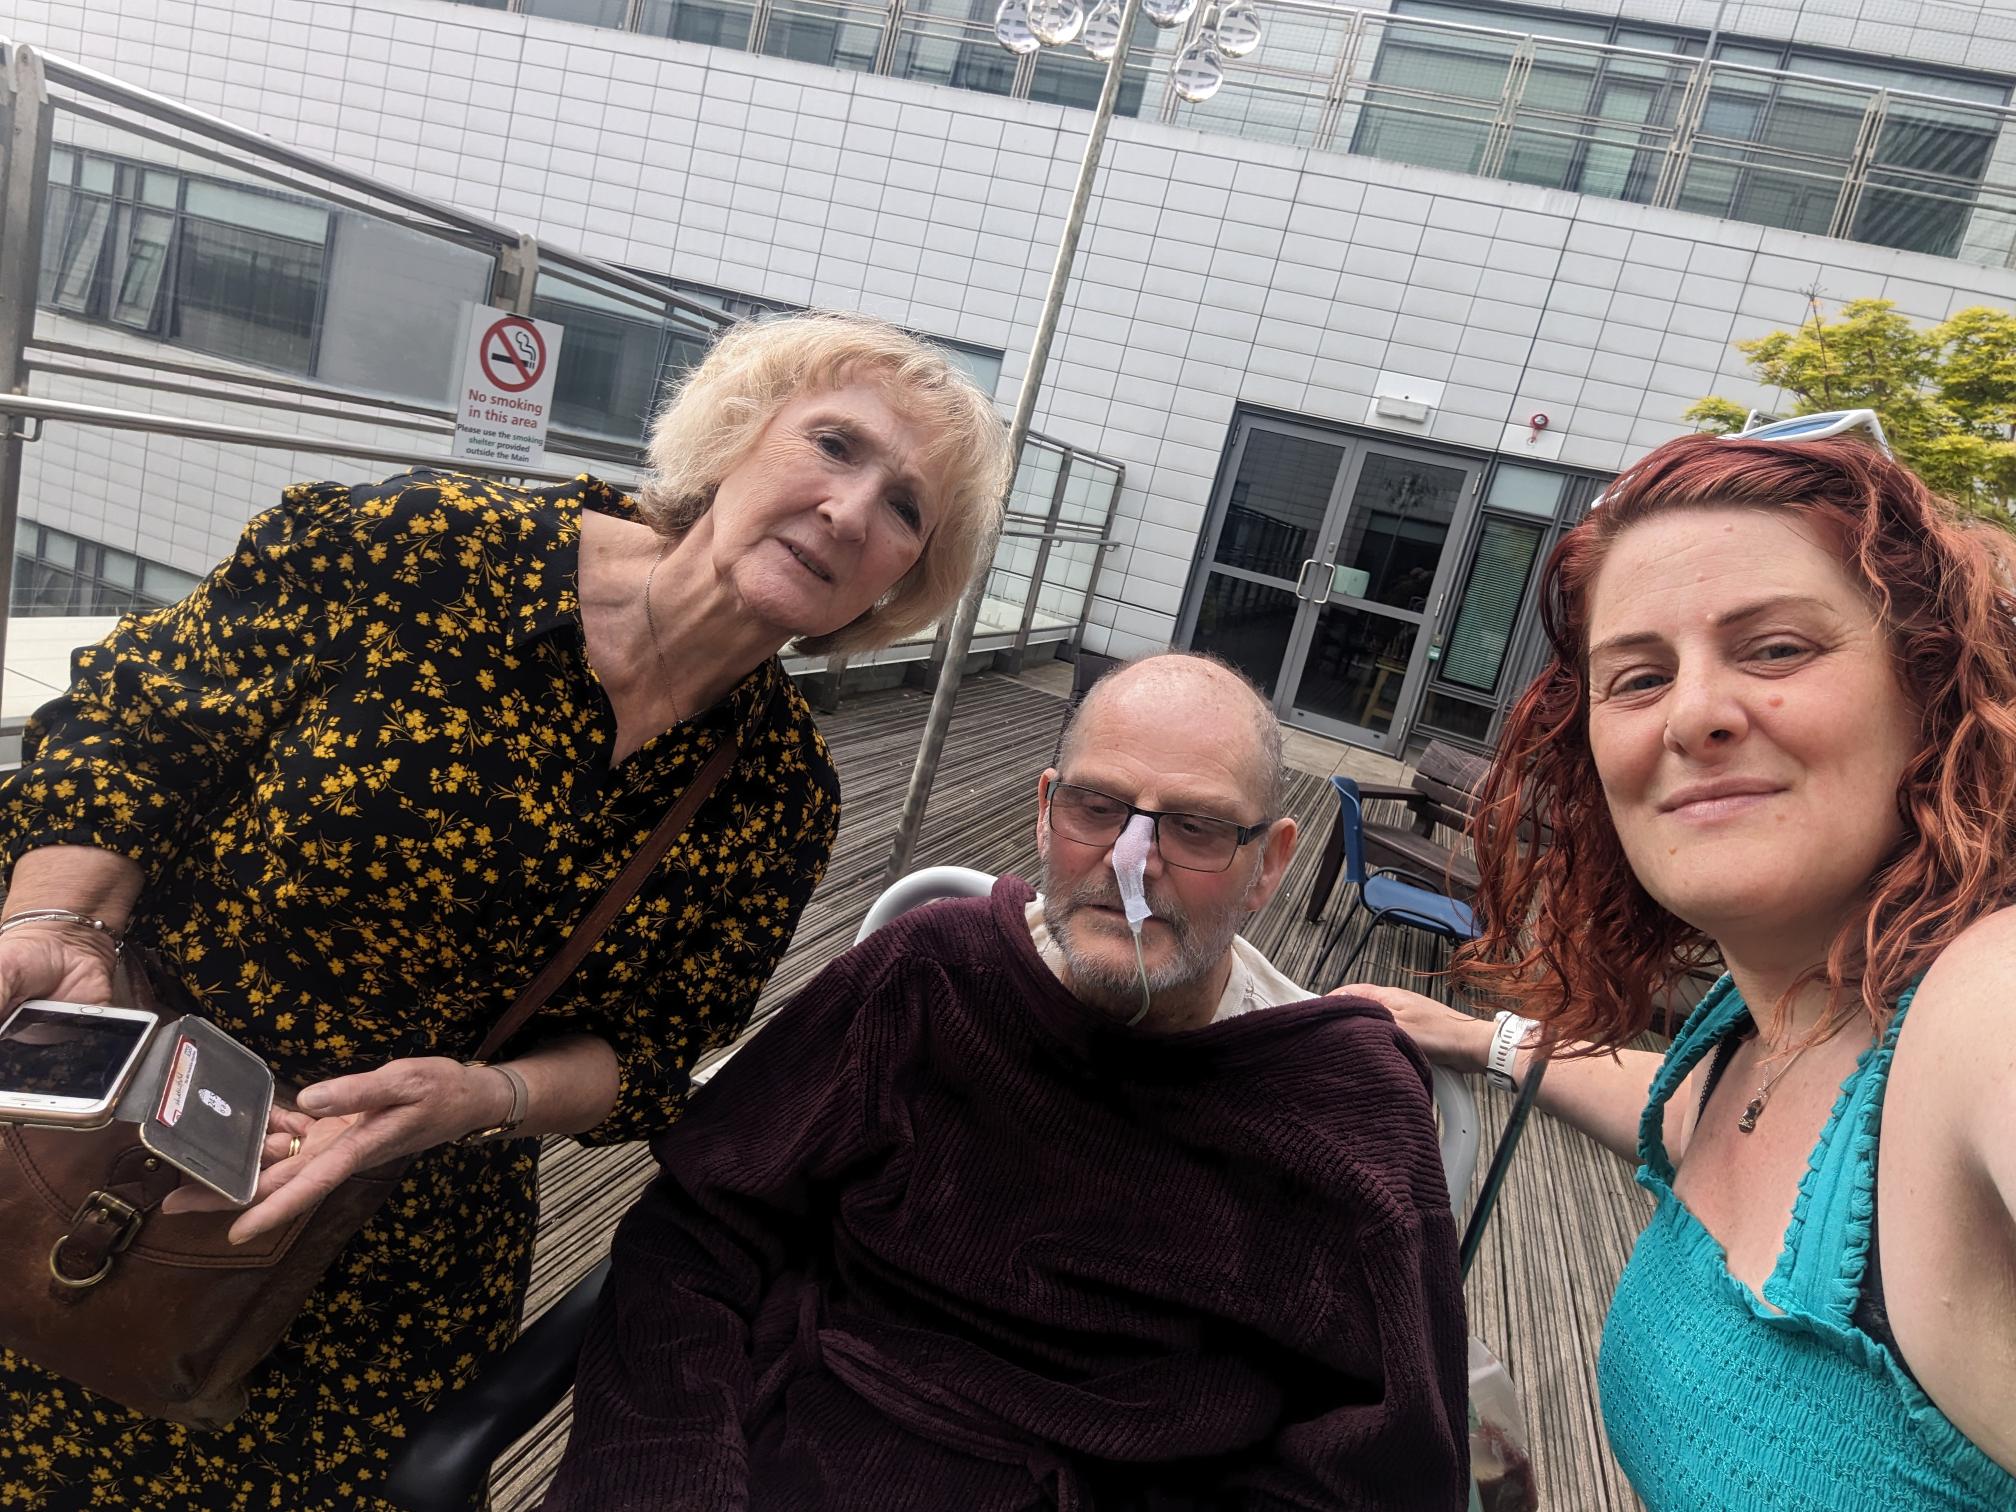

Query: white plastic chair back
<box><xmin>852</xmin><ymin>865</ymin><xmax>998</xmax><ymax>944</ymax></box>
<box><xmin>857</xmin><ymin>867</ymin><xmax>1481</xmax><ymax>1218</ymax></box>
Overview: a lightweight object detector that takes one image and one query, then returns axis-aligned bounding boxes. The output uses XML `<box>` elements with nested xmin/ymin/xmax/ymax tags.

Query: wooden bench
<box><xmin>1302</xmin><ymin>740</ymin><xmax>1490</xmax><ymax>924</ymax></box>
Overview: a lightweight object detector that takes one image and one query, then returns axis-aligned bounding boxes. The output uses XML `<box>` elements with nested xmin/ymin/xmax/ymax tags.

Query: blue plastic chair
<box><xmin>1313</xmin><ymin>776</ymin><xmax>1482</xmax><ymax>987</ymax></box>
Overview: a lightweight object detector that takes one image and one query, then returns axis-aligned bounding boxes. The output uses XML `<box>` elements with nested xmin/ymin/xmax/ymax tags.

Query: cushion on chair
<box><xmin>1362</xmin><ymin>875</ymin><xmax>1479</xmax><ymax>939</ymax></box>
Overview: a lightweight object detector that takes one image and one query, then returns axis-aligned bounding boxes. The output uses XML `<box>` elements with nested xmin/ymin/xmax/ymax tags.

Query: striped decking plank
<box><xmin>490</xmin><ymin>674</ymin><xmax>1647</xmax><ymax>1512</ymax></box>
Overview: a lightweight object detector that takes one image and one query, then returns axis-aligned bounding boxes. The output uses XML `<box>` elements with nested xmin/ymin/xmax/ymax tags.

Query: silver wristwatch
<box><xmin>1486</xmin><ymin>1011</ymin><xmax>1538</xmax><ymax>1091</ymax></box>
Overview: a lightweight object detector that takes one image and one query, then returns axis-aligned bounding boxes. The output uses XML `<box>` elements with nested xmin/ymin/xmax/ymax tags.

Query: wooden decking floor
<box><xmin>492</xmin><ymin>673</ymin><xmax>1650</xmax><ymax>1511</ymax></box>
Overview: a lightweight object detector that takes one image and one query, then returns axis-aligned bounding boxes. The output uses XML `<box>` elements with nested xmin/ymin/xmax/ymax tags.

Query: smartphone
<box><xmin>0</xmin><ymin>1000</ymin><xmax>161</xmax><ymax>1129</ymax></box>
<box><xmin>138</xmin><ymin>1014</ymin><xmax>274</xmax><ymax>1207</ymax></box>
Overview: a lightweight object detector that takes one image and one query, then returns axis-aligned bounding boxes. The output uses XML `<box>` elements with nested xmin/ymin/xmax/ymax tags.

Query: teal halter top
<box><xmin>1597</xmin><ymin>976</ymin><xmax>2016</xmax><ymax>1510</ymax></box>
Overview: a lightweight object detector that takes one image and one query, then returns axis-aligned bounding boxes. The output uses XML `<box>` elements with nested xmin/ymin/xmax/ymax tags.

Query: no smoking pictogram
<box><xmin>479</xmin><ymin>316</ymin><xmax>547</xmax><ymax>393</ymax></box>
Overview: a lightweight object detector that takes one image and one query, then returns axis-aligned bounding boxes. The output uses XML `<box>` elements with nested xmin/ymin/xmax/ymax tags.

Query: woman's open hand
<box><xmin>1329</xmin><ymin>982</ymin><xmax>1494</xmax><ymax>1073</ymax></box>
<box><xmin>159</xmin><ymin>1056</ymin><xmax>514</xmax><ymax>1244</ymax></box>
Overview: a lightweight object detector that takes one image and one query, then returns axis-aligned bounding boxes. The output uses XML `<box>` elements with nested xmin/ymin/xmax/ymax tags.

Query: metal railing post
<box><xmin>1829</xmin><ymin>87</ymin><xmax>1889</xmax><ymax>244</ymax></box>
<box><xmin>1477</xmin><ymin>35</ymin><xmax>1533</xmax><ymax>182</ymax></box>
<box><xmin>883</xmin><ymin>0</ymin><xmax>1146</xmax><ymax>884</ymax></box>
<box><xmin>1071</xmin><ymin>542</ymin><xmax>1116</xmax><ymax>658</ymax></box>
<box><xmin>1010</xmin><ymin>449</ymin><xmax>1073</xmax><ymax>669</ymax></box>
<box><xmin>1067</xmin><ymin>460</ymin><xmax>1124</xmax><ymax>656</ymax></box>
<box><xmin>0</xmin><ymin>44</ymin><xmax>53</xmax><ymax>679</ymax></box>
<box><xmin>872</xmin><ymin>0</ymin><xmax>906</xmax><ymax>79</ymax></box>
<box><xmin>492</xmin><ymin>232</ymin><xmax>540</xmax><ymax>316</ymax></box>
<box><xmin>1314</xmin><ymin>9</ymin><xmax>1364</xmax><ymax>152</ymax></box>
<box><xmin>1651</xmin><ymin>53</ymin><xmax>1710</xmax><ymax>211</ymax></box>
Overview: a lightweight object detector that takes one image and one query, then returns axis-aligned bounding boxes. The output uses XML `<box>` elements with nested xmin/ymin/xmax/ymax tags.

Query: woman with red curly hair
<box><xmin>1341</xmin><ymin>432</ymin><xmax>2016</xmax><ymax>1509</ymax></box>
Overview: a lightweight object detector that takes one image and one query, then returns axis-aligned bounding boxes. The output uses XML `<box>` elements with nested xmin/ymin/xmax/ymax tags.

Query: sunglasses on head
<box><xmin>1592</xmin><ymin>408</ymin><xmax>1893</xmax><ymax>512</ymax></box>
<box><xmin>1732</xmin><ymin>408</ymin><xmax>1891</xmax><ymax>452</ymax></box>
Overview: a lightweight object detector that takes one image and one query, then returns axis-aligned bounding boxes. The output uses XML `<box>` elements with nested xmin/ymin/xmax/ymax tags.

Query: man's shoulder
<box><xmin>1235</xmin><ymin>994</ymin><xmax>1432</xmax><ymax>1093</ymax></box>
<box><xmin>846</xmin><ymin>881</ymin><xmax>1018</xmax><ymax>975</ymax></box>
<box><xmin>1220</xmin><ymin>997</ymin><xmax>1448</xmax><ymax>1225</ymax></box>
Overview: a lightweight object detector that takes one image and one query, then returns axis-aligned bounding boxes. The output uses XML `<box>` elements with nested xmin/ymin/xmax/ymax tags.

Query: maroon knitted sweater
<box><xmin>541</xmin><ymin>877</ymin><xmax>1469</xmax><ymax>1511</ymax></box>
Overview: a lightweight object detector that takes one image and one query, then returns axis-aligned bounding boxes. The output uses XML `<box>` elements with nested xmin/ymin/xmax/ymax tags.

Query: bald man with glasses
<box><xmin>543</xmin><ymin>652</ymin><xmax>1468</xmax><ymax>1512</ymax></box>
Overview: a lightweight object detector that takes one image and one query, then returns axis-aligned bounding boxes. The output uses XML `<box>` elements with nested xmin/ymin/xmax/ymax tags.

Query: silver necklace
<box><xmin>642</xmin><ymin>549</ymin><xmax>682</xmax><ymax>726</ymax></box>
<box><xmin>1736</xmin><ymin>1034</ymin><xmax>1821</xmax><ymax>1134</ymax></box>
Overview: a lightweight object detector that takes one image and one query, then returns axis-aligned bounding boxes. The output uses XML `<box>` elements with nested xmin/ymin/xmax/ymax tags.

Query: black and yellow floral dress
<box><xmin>0</xmin><ymin>471</ymin><xmax>840</xmax><ymax>1510</ymax></box>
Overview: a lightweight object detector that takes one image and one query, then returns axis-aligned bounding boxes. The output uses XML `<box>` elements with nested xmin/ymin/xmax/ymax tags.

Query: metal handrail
<box><xmin>21</xmin><ymin>348</ymin><xmax>672</xmax><ymax>470</ymax></box>
<box><xmin>0</xmin><ymin>393</ymin><xmax>620</xmax><ymax>486</ymax></box>
<box><xmin>27</xmin><ymin>339</ymin><xmax>467</xmax><ymax>420</ymax></box>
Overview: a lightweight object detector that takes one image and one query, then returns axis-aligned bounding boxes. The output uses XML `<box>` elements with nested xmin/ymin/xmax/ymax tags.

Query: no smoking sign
<box><xmin>479</xmin><ymin>316</ymin><xmax>547</xmax><ymax>394</ymax></box>
<box><xmin>453</xmin><ymin>303</ymin><xmax>564</xmax><ymax>467</ymax></box>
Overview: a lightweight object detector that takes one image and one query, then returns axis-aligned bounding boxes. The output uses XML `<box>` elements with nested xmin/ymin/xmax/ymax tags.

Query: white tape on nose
<box><xmin>1112</xmin><ymin>812</ymin><xmax>1154</xmax><ymax>930</ymax></box>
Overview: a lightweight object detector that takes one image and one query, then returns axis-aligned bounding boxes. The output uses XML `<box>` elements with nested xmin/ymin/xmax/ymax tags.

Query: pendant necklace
<box><xmin>1736</xmin><ymin>1035</ymin><xmax>1820</xmax><ymax>1134</ymax></box>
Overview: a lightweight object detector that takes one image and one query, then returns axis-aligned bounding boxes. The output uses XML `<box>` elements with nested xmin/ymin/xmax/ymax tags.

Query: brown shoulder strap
<box><xmin>473</xmin><ymin>732</ymin><xmax>743</xmax><ymax>1061</ymax></box>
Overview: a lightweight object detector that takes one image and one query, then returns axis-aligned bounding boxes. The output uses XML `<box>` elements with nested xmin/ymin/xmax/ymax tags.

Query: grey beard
<box><xmin>1039</xmin><ymin>862</ymin><xmax>1243</xmax><ymax>1009</ymax></box>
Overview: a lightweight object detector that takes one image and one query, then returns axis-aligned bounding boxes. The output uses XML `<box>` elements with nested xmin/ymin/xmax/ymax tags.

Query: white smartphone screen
<box><xmin>0</xmin><ymin>1003</ymin><xmax>156</xmax><ymax>1107</ymax></box>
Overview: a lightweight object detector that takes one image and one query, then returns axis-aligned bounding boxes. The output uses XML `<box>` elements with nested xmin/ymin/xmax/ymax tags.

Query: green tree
<box><xmin>1685</xmin><ymin>298</ymin><xmax>2016</xmax><ymax>520</ymax></box>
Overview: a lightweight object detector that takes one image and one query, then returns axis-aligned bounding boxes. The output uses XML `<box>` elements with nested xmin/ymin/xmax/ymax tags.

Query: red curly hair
<box><xmin>1459</xmin><ymin>433</ymin><xmax>2016</xmax><ymax>1053</ymax></box>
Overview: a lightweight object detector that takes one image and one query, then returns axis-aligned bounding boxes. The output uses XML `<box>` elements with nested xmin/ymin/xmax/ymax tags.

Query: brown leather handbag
<box><xmin>0</xmin><ymin>735</ymin><xmax>741</xmax><ymax>1427</ymax></box>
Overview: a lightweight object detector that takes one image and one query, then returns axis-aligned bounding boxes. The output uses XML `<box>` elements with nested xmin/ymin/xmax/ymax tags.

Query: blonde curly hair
<box><xmin>637</xmin><ymin>312</ymin><xmax>1012</xmax><ymax>657</ymax></box>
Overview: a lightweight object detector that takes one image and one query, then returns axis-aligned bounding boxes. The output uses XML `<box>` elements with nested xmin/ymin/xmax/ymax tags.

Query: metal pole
<box><xmin>0</xmin><ymin>45</ymin><xmax>52</xmax><ymax>685</ymax></box>
<box><xmin>1458</xmin><ymin>1057</ymin><xmax>1546</xmax><ymax>1282</ymax></box>
<box><xmin>884</xmin><ymin>0</ymin><xmax>1145</xmax><ymax>883</ymax></box>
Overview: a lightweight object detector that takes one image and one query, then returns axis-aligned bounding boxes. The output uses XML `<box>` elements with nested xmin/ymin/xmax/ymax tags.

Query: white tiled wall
<box><xmin>10</xmin><ymin>0</ymin><xmax>2016</xmax><ymax>657</ymax></box>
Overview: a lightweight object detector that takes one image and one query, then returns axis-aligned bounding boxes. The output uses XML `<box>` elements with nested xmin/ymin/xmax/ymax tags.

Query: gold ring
<box><xmin>287</xmin><ymin>1135</ymin><xmax>302</xmax><ymax>1160</ymax></box>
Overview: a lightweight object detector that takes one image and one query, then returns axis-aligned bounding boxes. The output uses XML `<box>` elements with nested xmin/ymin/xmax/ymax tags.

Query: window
<box><xmin>171</xmin><ymin>183</ymin><xmax>330</xmax><ymax>372</ymax></box>
<box><xmin>1357</xmin><ymin>1</ymin><xmax>2010</xmax><ymax>257</ymax></box>
<box><xmin>532</xmin><ymin>271</ymin><xmax>721</xmax><ymax>441</ymax></box>
<box><xmin>889</xmin><ymin>0</ymin><xmax>1024</xmax><ymax>101</ymax></box>
<box><xmin>638</xmin><ymin>0</ymin><xmax>757</xmax><ymax>48</ymax></box>
<box><xmin>1677</xmin><ymin>48</ymin><xmax>2008</xmax><ymax>258</ymax></box>
<box><xmin>39</xmin><ymin>148</ymin><xmax>332</xmax><ymax>376</ymax></box>
<box><xmin>1026</xmin><ymin>7</ymin><xmax>1157</xmax><ymax>118</ymax></box>
<box><xmin>522</xmin><ymin>0</ymin><xmax>630</xmax><ymax>24</ymax></box>
<box><xmin>759</xmin><ymin>0</ymin><xmax>886</xmax><ymax>74</ymax></box>
<box><xmin>1437</xmin><ymin>515</ymin><xmax>1544</xmax><ymax>693</ymax></box>
<box><xmin>1417</xmin><ymin>464</ymin><xmax>1594</xmax><ymax>749</ymax></box>
<box><xmin>1356</xmin><ymin>3</ymin><xmax>1701</xmax><ymax>202</ymax></box>
<box><xmin>664</xmin><ymin>277</ymin><xmax>1006</xmax><ymax>397</ymax></box>
<box><xmin>11</xmin><ymin>522</ymin><xmax>201</xmax><ymax>618</ymax></box>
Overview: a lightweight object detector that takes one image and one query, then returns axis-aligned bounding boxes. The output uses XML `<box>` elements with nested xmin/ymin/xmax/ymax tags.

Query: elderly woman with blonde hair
<box><xmin>0</xmin><ymin>312</ymin><xmax>1012</xmax><ymax>1511</ymax></box>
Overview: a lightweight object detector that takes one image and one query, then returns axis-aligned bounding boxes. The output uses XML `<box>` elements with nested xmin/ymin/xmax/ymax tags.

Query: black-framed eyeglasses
<box><xmin>1045</xmin><ymin>782</ymin><xmax>1272</xmax><ymax>875</ymax></box>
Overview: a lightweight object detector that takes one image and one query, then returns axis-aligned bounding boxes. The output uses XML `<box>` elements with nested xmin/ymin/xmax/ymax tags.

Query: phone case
<box><xmin>131</xmin><ymin>1015</ymin><xmax>275</xmax><ymax>1207</ymax></box>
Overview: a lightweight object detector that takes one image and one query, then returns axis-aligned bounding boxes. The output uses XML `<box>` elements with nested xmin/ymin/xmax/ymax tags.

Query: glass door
<box><xmin>1279</xmin><ymin>445</ymin><xmax>1478</xmax><ymax>750</ymax></box>
<box><xmin>1180</xmin><ymin>423</ymin><xmax>1355</xmax><ymax>703</ymax></box>
<box><xmin>1180</xmin><ymin>419</ymin><xmax>1482</xmax><ymax>755</ymax></box>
